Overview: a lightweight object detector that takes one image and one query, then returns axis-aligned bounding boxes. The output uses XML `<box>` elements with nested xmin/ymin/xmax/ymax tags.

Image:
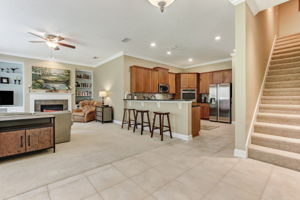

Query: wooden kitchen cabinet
<box><xmin>0</xmin><ymin>130</ymin><xmax>26</xmax><ymax>157</ymax></box>
<box><xmin>130</xmin><ymin>66</ymin><xmax>145</xmax><ymax>93</ymax></box>
<box><xmin>192</xmin><ymin>106</ymin><xmax>201</xmax><ymax>137</ymax></box>
<box><xmin>199</xmin><ymin>72</ymin><xmax>212</xmax><ymax>94</ymax></box>
<box><xmin>200</xmin><ymin>104</ymin><xmax>210</xmax><ymax>119</ymax></box>
<box><xmin>180</xmin><ymin>73</ymin><xmax>197</xmax><ymax>89</ymax></box>
<box><xmin>150</xmin><ymin>70</ymin><xmax>158</xmax><ymax>93</ymax></box>
<box><xmin>143</xmin><ymin>68</ymin><xmax>151</xmax><ymax>93</ymax></box>
<box><xmin>26</xmin><ymin>127</ymin><xmax>53</xmax><ymax>152</ymax></box>
<box><xmin>212</xmin><ymin>70</ymin><xmax>232</xmax><ymax>84</ymax></box>
<box><xmin>169</xmin><ymin>73</ymin><xmax>176</xmax><ymax>94</ymax></box>
<box><xmin>154</xmin><ymin>67</ymin><xmax>169</xmax><ymax>85</ymax></box>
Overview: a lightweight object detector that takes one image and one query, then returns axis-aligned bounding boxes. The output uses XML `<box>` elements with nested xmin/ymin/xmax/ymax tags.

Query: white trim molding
<box><xmin>184</xmin><ymin>57</ymin><xmax>232</xmax><ymax>69</ymax></box>
<box><xmin>234</xmin><ymin>148</ymin><xmax>248</xmax><ymax>158</ymax></box>
<box><xmin>94</xmin><ymin>51</ymin><xmax>124</xmax><ymax>67</ymax></box>
<box><xmin>228</xmin><ymin>0</ymin><xmax>246</xmax><ymax>6</ymax></box>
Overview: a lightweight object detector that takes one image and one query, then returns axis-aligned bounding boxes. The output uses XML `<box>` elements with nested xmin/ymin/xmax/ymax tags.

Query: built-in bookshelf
<box><xmin>75</xmin><ymin>70</ymin><xmax>93</xmax><ymax>104</ymax></box>
<box><xmin>0</xmin><ymin>60</ymin><xmax>24</xmax><ymax>112</ymax></box>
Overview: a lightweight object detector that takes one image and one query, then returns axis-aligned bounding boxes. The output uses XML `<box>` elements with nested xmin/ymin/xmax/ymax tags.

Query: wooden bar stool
<box><xmin>121</xmin><ymin>108</ymin><xmax>136</xmax><ymax>130</ymax></box>
<box><xmin>133</xmin><ymin>110</ymin><xmax>151</xmax><ymax>135</ymax></box>
<box><xmin>151</xmin><ymin>112</ymin><xmax>172</xmax><ymax>141</ymax></box>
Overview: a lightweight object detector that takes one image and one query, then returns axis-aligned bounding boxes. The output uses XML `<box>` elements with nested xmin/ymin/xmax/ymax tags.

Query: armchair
<box><xmin>72</xmin><ymin>100</ymin><xmax>98</xmax><ymax>122</ymax></box>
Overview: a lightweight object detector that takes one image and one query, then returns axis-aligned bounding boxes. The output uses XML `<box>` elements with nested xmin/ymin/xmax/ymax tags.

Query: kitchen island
<box><xmin>124</xmin><ymin>99</ymin><xmax>200</xmax><ymax>140</ymax></box>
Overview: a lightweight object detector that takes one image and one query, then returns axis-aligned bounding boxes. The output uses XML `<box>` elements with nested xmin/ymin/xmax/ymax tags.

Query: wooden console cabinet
<box><xmin>0</xmin><ymin>115</ymin><xmax>55</xmax><ymax>158</ymax></box>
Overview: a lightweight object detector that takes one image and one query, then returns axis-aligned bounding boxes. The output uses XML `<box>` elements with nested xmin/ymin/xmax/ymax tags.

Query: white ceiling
<box><xmin>0</xmin><ymin>0</ymin><xmax>234</xmax><ymax>68</ymax></box>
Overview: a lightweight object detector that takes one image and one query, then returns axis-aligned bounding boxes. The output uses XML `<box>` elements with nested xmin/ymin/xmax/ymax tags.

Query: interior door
<box><xmin>0</xmin><ymin>130</ymin><xmax>26</xmax><ymax>157</ymax></box>
<box><xmin>209</xmin><ymin>84</ymin><xmax>218</xmax><ymax>121</ymax></box>
<box><xmin>26</xmin><ymin>127</ymin><xmax>53</xmax><ymax>152</ymax></box>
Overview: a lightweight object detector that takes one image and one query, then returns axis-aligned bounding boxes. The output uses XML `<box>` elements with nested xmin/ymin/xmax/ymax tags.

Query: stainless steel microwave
<box><xmin>181</xmin><ymin>89</ymin><xmax>197</xmax><ymax>102</ymax></box>
<box><xmin>158</xmin><ymin>84</ymin><xmax>169</xmax><ymax>93</ymax></box>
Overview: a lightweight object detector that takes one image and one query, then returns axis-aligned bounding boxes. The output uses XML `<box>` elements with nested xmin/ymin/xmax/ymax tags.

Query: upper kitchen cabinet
<box><xmin>212</xmin><ymin>70</ymin><xmax>232</xmax><ymax>84</ymax></box>
<box><xmin>143</xmin><ymin>68</ymin><xmax>152</xmax><ymax>93</ymax></box>
<box><xmin>130</xmin><ymin>66</ymin><xmax>144</xmax><ymax>93</ymax></box>
<box><xmin>199</xmin><ymin>72</ymin><xmax>212</xmax><ymax>94</ymax></box>
<box><xmin>150</xmin><ymin>70</ymin><xmax>158</xmax><ymax>93</ymax></box>
<box><xmin>154</xmin><ymin>67</ymin><xmax>169</xmax><ymax>85</ymax></box>
<box><xmin>168</xmin><ymin>73</ymin><xmax>176</xmax><ymax>94</ymax></box>
<box><xmin>180</xmin><ymin>73</ymin><xmax>197</xmax><ymax>89</ymax></box>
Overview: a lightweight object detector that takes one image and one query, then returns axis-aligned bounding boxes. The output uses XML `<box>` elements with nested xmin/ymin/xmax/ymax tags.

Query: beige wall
<box><xmin>246</xmin><ymin>6</ymin><xmax>278</xmax><ymax>133</ymax></box>
<box><xmin>183</xmin><ymin>61</ymin><xmax>232</xmax><ymax>73</ymax></box>
<box><xmin>234</xmin><ymin>3</ymin><xmax>278</xmax><ymax>152</ymax></box>
<box><xmin>278</xmin><ymin>0</ymin><xmax>300</xmax><ymax>36</ymax></box>
<box><xmin>93</xmin><ymin>56</ymin><xmax>125</xmax><ymax>121</ymax></box>
<box><xmin>123</xmin><ymin>55</ymin><xmax>182</xmax><ymax>94</ymax></box>
<box><xmin>0</xmin><ymin>54</ymin><xmax>93</xmax><ymax>112</ymax></box>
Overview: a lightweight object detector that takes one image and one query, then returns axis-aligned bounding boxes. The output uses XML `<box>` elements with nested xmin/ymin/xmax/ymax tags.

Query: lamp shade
<box><xmin>99</xmin><ymin>91</ymin><xmax>108</xmax><ymax>97</ymax></box>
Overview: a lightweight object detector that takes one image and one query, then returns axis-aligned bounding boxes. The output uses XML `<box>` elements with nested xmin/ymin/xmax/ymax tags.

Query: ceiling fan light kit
<box><xmin>148</xmin><ymin>0</ymin><xmax>175</xmax><ymax>12</ymax></box>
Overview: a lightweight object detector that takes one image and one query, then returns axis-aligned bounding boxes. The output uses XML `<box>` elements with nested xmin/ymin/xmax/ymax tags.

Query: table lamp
<box><xmin>99</xmin><ymin>91</ymin><xmax>108</xmax><ymax>106</ymax></box>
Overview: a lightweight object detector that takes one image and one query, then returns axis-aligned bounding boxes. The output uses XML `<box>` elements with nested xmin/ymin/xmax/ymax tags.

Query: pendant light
<box><xmin>148</xmin><ymin>0</ymin><xmax>175</xmax><ymax>12</ymax></box>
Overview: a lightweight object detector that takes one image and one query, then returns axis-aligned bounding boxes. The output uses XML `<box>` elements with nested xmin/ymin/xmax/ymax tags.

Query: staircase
<box><xmin>248</xmin><ymin>33</ymin><xmax>300</xmax><ymax>171</ymax></box>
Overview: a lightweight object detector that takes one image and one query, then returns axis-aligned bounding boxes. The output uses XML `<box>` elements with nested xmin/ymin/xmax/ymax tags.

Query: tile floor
<box><xmin>3</xmin><ymin>121</ymin><xmax>300</xmax><ymax>200</ymax></box>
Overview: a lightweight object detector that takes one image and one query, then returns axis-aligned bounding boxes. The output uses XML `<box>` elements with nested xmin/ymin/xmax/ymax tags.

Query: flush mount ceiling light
<box><xmin>215</xmin><ymin>36</ymin><xmax>221</xmax><ymax>41</ymax></box>
<box><xmin>150</xmin><ymin>42</ymin><xmax>156</xmax><ymax>47</ymax></box>
<box><xmin>188</xmin><ymin>58</ymin><xmax>193</xmax><ymax>62</ymax></box>
<box><xmin>148</xmin><ymin>0</ymin><xmax>175</xmax><ymax>12</ymax></box>
<box><xmin>167</xmin><ymin>51</ymin><xmax>172</xmax><ymax>55</ymax></box>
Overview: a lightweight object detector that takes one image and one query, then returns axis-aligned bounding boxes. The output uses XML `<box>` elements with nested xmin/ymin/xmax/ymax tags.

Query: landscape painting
<box><xmin>32</xmin><ymin>66</ymin><xmax>71</xmax><ymax>91</ymax></box>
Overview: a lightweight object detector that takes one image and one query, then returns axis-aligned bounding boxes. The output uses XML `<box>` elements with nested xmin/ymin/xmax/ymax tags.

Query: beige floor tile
<box><xmin>203</xmin><ymin>182</ymin><xmax>260</xmax><ymax>200</ymax></box>
<box><xmin>131</xmin><ymin>168</ymin><xmax>170</xmax><ymax>193</ymax></box>
<box><xmin>7</xmin><ymin>187</ymin><xmax>50</xmax><ymax>200</ymax></box>
<box><xmin>83</xmin><ymin>193</ymin><xmax>104</xmax><ymax>200</ymax></box>
<box><xmin>152</xmin><ymin>180</ymin><xmax>200</xmax><ymax>200</ymax></box>
<box><xmin>170</xmin><ymin>154</ymin><xmax>205</xmax><ymax>170</ymax></box>
<box><xmin>87</xmin><ymin>165</ymin><xmax>127</xmax><ymax>192</ymax></box>
<box><xmin>100</xmin><ymin>179</ymin><xmax>148</xmax><ymax>200</ymax></box>
<box><xmin>48</xmin><ymin>175</ymin><xmax>96</xmax><ymax>200</ymax></box>
<box><xmin>135</xmin><ymin>151</ymin><xmax>166</xmax><ymax>167</ymax></box>
<box><xmin>143</xmin><ymin>196</ymin><xmax>157</xmax><ymax>200</ymax></box>
<box><xmin>113</xmin><ymin>157</ymin><xmax>150</xmax><ymax>177</ymax></box>
<box><xmin>153</xmin><ymin>159</ymin><xmax>187</xmax><ymax>180</ymax></box>
<box><xmin>262</xmin><ymin>167</ymin><xmax>300</xmax><ymax>200</ymax></box>
<box><xmin>176</xmin><ymin>170</ymin><xmax>217</xmax><ymax>197</ymax></box>
<box><xmin>221</xmin><ymin>168</ymin><xmax>270</xmax><ymax>196</ymax></box>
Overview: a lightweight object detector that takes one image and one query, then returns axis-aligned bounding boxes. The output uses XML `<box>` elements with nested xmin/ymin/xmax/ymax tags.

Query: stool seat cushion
<box><xmin>136</xmin><ymin>110</ymin><xmax>149</xmax><ymax>112</ymax></box>
<box><xmin>154</xmin><ymin>112</ymin><xmax>170</xmax><ymax>115</ymax></box>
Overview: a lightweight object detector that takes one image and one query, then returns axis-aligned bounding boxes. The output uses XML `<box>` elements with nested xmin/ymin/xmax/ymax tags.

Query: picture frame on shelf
<box><xmin>0</xmin><ymin>77</ymin><xmax>9</xmax><ymax>84</ymax></box>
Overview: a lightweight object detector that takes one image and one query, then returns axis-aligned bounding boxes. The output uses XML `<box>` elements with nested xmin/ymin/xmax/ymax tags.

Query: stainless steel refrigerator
<box><xmin>209</xmin><ymin>83</ymin><xmax>232</xmax><ymax>123</ymax></box>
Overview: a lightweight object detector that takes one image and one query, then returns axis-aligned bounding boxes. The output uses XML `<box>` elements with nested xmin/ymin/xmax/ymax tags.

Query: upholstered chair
<box><xmin>72</xmin><ymin>100</ymin><xmax>98</xmax><ymax>122</ymax></box>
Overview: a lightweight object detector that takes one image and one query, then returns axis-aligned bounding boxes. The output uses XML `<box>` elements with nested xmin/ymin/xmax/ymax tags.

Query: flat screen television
<box><xmin>0</xmin><ymin>91</ymin><xmax>14</xmax><ymax>105</ymax></box>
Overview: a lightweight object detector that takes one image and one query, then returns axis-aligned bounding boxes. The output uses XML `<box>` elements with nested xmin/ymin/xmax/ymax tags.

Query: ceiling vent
<box><xmin>121</xmin><ymin>38</ymin><xmax>131</xmax><ymax>43</ymax></box>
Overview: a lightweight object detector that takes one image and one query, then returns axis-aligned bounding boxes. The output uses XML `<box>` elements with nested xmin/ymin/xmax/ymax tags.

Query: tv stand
<box><xmin>0</xmin><ymin>115</ymin><xmax>55</xmax><ymax>158</ymax></box>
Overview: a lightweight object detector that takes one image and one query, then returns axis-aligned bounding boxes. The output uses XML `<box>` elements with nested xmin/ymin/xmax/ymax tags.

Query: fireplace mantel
<box><xmin>30</xmin><ymin>93</ymin><xmax>72</xmax><ymax>112</ymax></box>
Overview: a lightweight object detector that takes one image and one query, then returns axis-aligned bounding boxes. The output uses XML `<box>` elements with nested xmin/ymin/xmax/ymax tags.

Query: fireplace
<box><xmin>41</xmin><ymin>104</ymin><xmax>64</xmax><ymax>112</ymax></box>
<box><xmin>34</xmin><ymin>100</ymin><xmax>68</xmax><ymax>112</ymax></box>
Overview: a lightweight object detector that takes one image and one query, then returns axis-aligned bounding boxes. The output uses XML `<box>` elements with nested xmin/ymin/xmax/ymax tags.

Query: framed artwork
<box><xmin>0</xmin><ymin>77</ymin><xmax>9</xmax><ymax>84</ymax></box>
<box><xmin>32</xmin><ymin>66</ymin><xmax>71</xmax><ymax>91</ymax></box>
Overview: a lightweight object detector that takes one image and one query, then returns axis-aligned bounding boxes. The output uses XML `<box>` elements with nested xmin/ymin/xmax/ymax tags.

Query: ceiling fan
<box><xmin>28</xmin><ymin>32</ymin><xmax>76</xmax><ymax>51</ymax></box>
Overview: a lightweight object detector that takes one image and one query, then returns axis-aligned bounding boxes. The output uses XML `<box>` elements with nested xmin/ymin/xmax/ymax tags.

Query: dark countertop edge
<box><xmin>123</xmin><ymin>99</ymin><xmax>192</xmax><ymax>102</ymax></box>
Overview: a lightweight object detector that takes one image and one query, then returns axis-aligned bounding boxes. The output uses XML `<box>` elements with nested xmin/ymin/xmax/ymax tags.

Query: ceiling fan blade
<box><xmin>28</xmin><ymin>32</ymin><xmax>46</xmax><ymax>40</ymax></box>
<box><xmin>29</xmin><ymin>41</ymin><xmax>46</xmax><ymax>43</ymax></box>
<box><xmin>58</xmin><ymin>42</ymin><xmax>76</xmax><ymax>49</ymax></box>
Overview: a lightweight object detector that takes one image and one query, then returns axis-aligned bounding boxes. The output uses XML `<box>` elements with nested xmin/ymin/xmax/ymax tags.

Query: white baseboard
<box><xmin>113</xmin><ymin>120</ymin><xmax>192</xmax><ymax>141</ymax></box>
<box><xmin>234</xmin><ymin>148</ymin><xmax>248</xmax><ymax>158</ymax></box>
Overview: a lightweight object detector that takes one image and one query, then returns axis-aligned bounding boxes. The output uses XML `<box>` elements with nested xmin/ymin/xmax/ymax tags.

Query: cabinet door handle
<box><xmin>28</xmin><ymin>135</ymin><xmax>31</xmax><ymax>146</ymax></box>
<box><xmin>20</xmin><ymin>136</ymin><xmax>23</xmax><ymax>148</ymax></box>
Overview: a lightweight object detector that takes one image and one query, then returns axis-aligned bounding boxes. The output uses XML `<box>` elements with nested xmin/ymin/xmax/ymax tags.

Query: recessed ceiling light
<box><xmin>121</xmin><ymin>38</ymin><xmax>131</xmax><ymax>43</ymax></box>
<box><xmin>188</xmin><ymin>58</ymin><xmax>193</xmax><ymax>62</ymax></box>
<box><xmin>167</xmin><ymin>51</ymin><xmax>172</xmax><ymax>55</ymax></box>
<box><xmin>215</xmin><ymin>36</ymin><xmax>221</xmax><ymax>41</ymax></box>
<box><xmin>150</xmin><ymin>42</ymin><xmax>156</xmax><ymax>47</ymax></box>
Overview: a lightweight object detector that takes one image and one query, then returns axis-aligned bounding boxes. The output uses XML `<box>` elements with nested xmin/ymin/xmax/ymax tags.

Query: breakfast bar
<box><xmin>124</xmin><ymin>99</ymin><xmax>200</xmax><ymax>140</ymax></box>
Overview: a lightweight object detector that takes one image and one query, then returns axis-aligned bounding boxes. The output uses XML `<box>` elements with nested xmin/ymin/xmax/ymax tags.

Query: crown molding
<box><xmin>124</xmin><ymin>53</ymin><xmax>181</xmax><ymax>68</ymax></box>
<box><xmin>0</xmin><ymin>51</ymin><xmax>94</xmax><ymax>68</ymax></box>
<box><xmin>183</xmin><ymin>57</ymin><xmax>232</xmax><ymax>69</ymax></box>
<box><xmin>94</xmin><ymin>51</ymin><xmax>124</xmax><ymax>67</ymax></box>
<box><xmin>228</xmin><ymin>0</ymin><xmax>246</xmax><ymax>6</ymax></box>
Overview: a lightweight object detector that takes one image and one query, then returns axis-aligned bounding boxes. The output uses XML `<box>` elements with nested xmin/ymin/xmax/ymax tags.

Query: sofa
<box><xmin>0</xmin><ymin>111</ymin><xmax>72</xmax><ymax>144</ymax></box>
<box><xmin>72</xmin><ymin>100</ymin><xmax>98</xmax><ymax>122</ymax></box>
